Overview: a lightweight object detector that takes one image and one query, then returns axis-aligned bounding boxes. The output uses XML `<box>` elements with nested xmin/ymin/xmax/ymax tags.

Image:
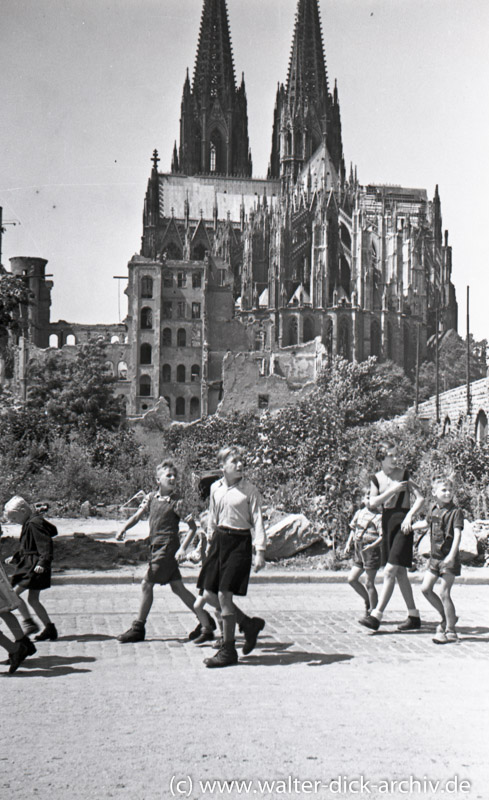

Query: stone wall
<box><xmin>413</xmin><ymin>377</ymin><xmax>489</xmax><ymax>439</ymax></box>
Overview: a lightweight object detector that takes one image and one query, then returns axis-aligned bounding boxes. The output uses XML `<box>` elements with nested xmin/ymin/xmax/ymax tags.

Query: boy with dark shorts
<box><xmin>344</xmin><ymin>488</ymin><xmax>382</xmax><ymax>614</ymax></box>
<box><xmin>416</xmin><ymin>477</ymin><xmax>463</xmax><ymax>644</ymax></box>
<box><xmin>196</xmin><ymin>446</ymin><xmax>267</xmax><ymax>668</ymax></box>
<box><xmin>116</xmin><ymin>460</ymin><xmax>215</xmax><ymax>643</ymax></box>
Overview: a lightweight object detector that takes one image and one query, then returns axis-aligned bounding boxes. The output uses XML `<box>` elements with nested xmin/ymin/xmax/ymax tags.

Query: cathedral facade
<box><xmin>123</xmin><ymin>0</ymin><xmax>458</xmax><ymax>419</ymax></box>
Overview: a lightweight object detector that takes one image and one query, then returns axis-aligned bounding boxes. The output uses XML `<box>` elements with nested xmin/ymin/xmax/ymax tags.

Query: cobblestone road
<box><xmin>1</xmin><ymin>582</ymin><xmax>488</xmax><ymax>800</ymax></box>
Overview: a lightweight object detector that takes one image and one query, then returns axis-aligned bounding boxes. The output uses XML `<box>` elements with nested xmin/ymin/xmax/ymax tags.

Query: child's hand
<box><xmin>401</xmin><ymin>515</ymin><xmax>413</xmax><ymax>534</ymax></box>
<box><xmin>254</xmin><ymin>552</ymin><xmax>266</xmax><ymax>573</ymax></box>
<box><xmin>175</xmin><ymin>548</ymin><xmax>187</xmax><ymax>563</ymax></box>
<box><xmin>4</xmin><ymin>556</ymin><xmax>13</xmax><ymax>565</ymax></box>
<box><xmin>34</xmin><ymin>565</ymin><xmax>45</xmax><ymax>574</ymax></box>
<box><xmin>116</xmin><ymin>530</ymin><xmax>126</xmax><ymax>542</ymax></box>
<box><xmin>391</xmin><ymin>480</ymin><xmax>408</xmax><ymax>495</ymax></box>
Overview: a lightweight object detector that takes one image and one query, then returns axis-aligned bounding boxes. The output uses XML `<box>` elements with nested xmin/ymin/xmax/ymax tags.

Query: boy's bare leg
<box><xmin>0</xmin><ymin>630</ymin><xmax>16</xmax><ymax>654</ymax></box>
<box><xmin>396</xmin><ymin>566</ymin><xmax>418</xmax><ymax>612</ymax></box>
<box><xmin>348</xmin><ymin>565</ymin><xmax>369</xmax><ymax>608</ymax></box>
<box><xmin>0</xmin><ymin>611</ymin><xmax>25</xmax><ymax>641</ymax></box>
<box><xmin>137</xmin><ymin>579</ymin><xmax>155</xmax><ymax>622</ymax></box>
<box><xmin>171</xmin><ymin>581</ymin><xmax>213</xmax><ymax>629</ymax></box>
<box><xmin>440</xmin><ymin>574</ymin><xmax>457</xmax><ymax>630</ymax></box>
<box><xmin>374</xmin><ymin>563</ymin><xmax>399</xmax><ymax>613</ymax></box>
<box><xmin>13</xmin><ymin>586</ymin><xmax>31</xmax><ymax>622</ymax></box>
<box><xmin>421</xmin><ymin>572</ymin><xmax>445</xmax><ymax>623</ymax></box>
<box><xmin>364</xmin><ymin>569</ymin><xmax>379</xmax><ymax>611</ymax></box>
<box><xmin>27</xmin><ymin>590</ymin><xmax>52</xmax><ymax>628</ymax></box>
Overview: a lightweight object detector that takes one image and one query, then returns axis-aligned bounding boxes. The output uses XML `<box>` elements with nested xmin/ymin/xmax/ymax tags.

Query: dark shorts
<box><xmin>429</xmin><ymin>557</ymin><xmax>461</xmax><ymax>578</ymax></box>
<box><xmin>196</xmin><ymin>528</ymin><xmax>252</xmax><ymax>597</ymax></box>
<box><xmin>382</xmin><ymin>509</ymin><xmax>413</xmax><ymax>568</ymax></box>
<box><xmin>145</xmin><ymin>534</ymin><xmax>182</xmax><ymax>585</ymax></box>
<box><xmin>11</xmin><ymin>555</ymin><xmax>52</xmax><ymax>591</ymax></box>
<box><xmin>353</xmin><ymin>540</ymin><xmax>382</xmax><ymax>571</ymax></box>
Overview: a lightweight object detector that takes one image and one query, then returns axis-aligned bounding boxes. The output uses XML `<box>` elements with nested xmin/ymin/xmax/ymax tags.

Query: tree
<box><xmin>0</xmin><ymin>267</ymin><xmax>31</xmax><ymax>335</ymax></box>
<box><xmin>418</xmin><ymin>331</ymin><xmax>487</xmax><ymax>400</ymax></box>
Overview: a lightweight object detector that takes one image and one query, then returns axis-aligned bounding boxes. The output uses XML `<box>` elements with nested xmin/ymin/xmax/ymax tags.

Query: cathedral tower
<box><xmin>268</xmin><ymin>0</ymin><xmax>344</xmax><ymax>186</ymax></box>
<box><xmin>173</xmin><ymin>0</ymin><xmax>252</xmax><ymax>177</ymax></box>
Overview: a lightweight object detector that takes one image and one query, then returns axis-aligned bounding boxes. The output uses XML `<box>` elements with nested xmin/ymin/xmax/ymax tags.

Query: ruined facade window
<box><xmin>162</xmin><ymin>364</ymin><xmax>171</xmax><ymax>382</ymax></box>
<box><xmin>103</xmin><ymin>361</ymin><xmax>114</xmax><ymax>376</ymax></box>
<box><xmin>177</xmin><ymin>272</ymin><xmax>187</xmax><ymax>288</ymax></box>
<box><xmin>162</xmin><ymin>302</ymin><xmax>172</xmax><ymax>319</ymax></box>
<box><xmin>258</xmin><ymin>359</ymin><xmax>268</xmax><ymax>377</ymax></box>
<box><xmin>117</xmin><ymin>361</ymin><xmax>128</xmax><ymax>380</ymax></box>
<box><xmin>190</xmin><ymin>397</ymin><xmax>200</xmax><ymax>418</ymax></box>
<box><xmin>192</xmin><ymin>302</ymin><xmax>201</xmax><ymax>319</ymax></box>
<box><xmin>176</xmin><ymin>397</ymin><xmax>185</xmax><ymax>416</ymax></box>
<box><xmin>177</xmin><ymin>301</ymin><xmax>186</xmax><ymax>318</ymax></box>
<box><xmin>177</xmin><ymin>328</ymin><xmax>187</xmax><ymax>347</ymax></box>
<box><xmin>258</xmin><ymin>394</ymin><xmax>269</xmax><ymax>409</ymax></box>
<box><xmin>141</xmin><ymin>276</ymin><xmax>153</xmax><ymax>298</ymax></box>
<box><xmin>49</xmin><ymin>334</ymin><xmax>60</xmax><ymax>348</ymax></box>
<box><xmin>163</xmin><ymin>272</ymin><xmax>173</xmax><ymax>288</ymax></box>
<box><xmin>162</xmin><ymin>328</ymin><xmax>172</xmax><ymax>346</ymax></box>
<box><xmin>139</xmin><ymin>375</ymin><xmax>152</xmax><ymax>397</ymax></box>
<box><xmin>176</xmin><ymin>365</ymin><xmax>186</xmax><ymax>383</ymax></box>
<box><xmin>218</xmin><ymin>269</ymin><xmax>226</xmax><ymax>287</ymax></box>
<box><xmin>110</xmin><ymin>335</ymin><xmax>120</xmax><ymax>344</ymax></box>
<box><xmin>66</xmin><ymin>334</ymin><xmax>76</xmax><ymax>345</ymax></box>
<box><xmin>303</xmin><ymin>317</ymin><xmax>314</xmax><ymax>343</ymax></box>
<box><xmin>141</xmin><ymin>307</ymin><xmax>153</xmax><ymax>329</ymax></box>
<box><xmin>140</xmin><ymin>343</ymin><xmax>152</xmax><ymax>365</ymax></box>
<box><xmin>476</xmin><ymin>410</ymin><xmax>488</xmax><ymax>443</ymax></box>
<box><xmin>191</xmin><ymin>328</ymin><xmax>202</xmax><ymax>347</ymax></box>
<box><xmin>192</xmin><ymin>272</ymin><xmax>202</xmax><ymax>289</ymax></box>
<box><xmin>191</xmin><ymin>364</ymin><xmax>200</xmax><ymax>382</ymax></box>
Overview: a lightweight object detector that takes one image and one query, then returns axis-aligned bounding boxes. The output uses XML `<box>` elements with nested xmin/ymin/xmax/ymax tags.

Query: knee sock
<box><xmin>408</xmin><ymin>608</ymin><xmax>420</xmax><ymax>617</ymax></box>
<box><xmin>222</xmin><ymin>614</ymin><xmax>236</xmax><ymax>644</ymax></box>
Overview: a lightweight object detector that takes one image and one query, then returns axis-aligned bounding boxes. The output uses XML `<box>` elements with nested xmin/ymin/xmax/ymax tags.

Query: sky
<box><xmin>1</xmin><ymin>0</ymin><xmax>488</xmax><ymax>338</ymax></box>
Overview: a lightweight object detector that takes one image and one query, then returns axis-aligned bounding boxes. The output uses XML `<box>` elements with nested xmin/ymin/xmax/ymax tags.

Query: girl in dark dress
<box><xmin>4</xmin><ymin>496</ymin><xmax>58</xmax><ymax>641</ymax></box>
<box><xmin>359</xmin><ymin>441</ymin><xmax>424</xmax><ymax>632</ymax></box>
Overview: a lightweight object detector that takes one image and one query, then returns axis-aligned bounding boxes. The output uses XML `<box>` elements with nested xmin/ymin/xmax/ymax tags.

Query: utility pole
<box><xmin>466</xmin><ymin>285</ymin><xmax>471</xmax><ymax>416</ymax></box>
<box><xmin>414</xmin><ymin>322</ymin><xmax>420</xmax><ymax>414</ymax></box>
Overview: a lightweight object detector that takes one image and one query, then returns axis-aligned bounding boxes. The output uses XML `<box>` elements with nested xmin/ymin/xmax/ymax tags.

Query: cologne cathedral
<box><xmin>124</xmin><ymin>0</ymin><xmax>458</xmax><ymax>418</ymax></box>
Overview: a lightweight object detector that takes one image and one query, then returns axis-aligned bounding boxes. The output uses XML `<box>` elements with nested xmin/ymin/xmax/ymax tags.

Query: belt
<box><xmin>216</xmin><ymin>526</ymin><xmax>251</xmax><ymax>534</ymax></box>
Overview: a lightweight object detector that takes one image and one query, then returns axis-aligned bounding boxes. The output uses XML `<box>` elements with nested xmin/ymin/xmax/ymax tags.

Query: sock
<box><xmin>23</xmin><ymin>617</ymin><xmax>35</xmax><ymax>625</ymax></box>
<box><xmin>371</xmin><ymin>610</ymin><xmax>383</xmax><ymax>621</ymax></box>
<box><xmin>233</xmin><ymin>606</ymin><xmax>247</xmax><ymax>625</ymax></box>
<box><xmin>222</xmin><ymin>614</ymin><xmax>236</xmax><ymax>644</ymax></box>
<box><xmin>408</xmin><ymin>609</ymin><xmax>419</xmax><ymax>618</ymax></box>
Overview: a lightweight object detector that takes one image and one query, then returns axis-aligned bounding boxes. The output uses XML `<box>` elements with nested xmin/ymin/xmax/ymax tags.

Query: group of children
<box><xmin>0</xmin><ymin>439</ymin><xmax>465</xmax><ymax>674</ymax></box>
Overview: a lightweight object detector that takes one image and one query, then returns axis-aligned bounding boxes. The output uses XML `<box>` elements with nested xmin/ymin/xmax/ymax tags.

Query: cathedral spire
<box><xmin>286</xmin><ymin>0</ymin><xmax>328</xmax><ymax>110</ymax></box>
<box><xmin>193</xmin><ymin>0</ymin><xmax>236</xmax><ymax>105</ymax></box>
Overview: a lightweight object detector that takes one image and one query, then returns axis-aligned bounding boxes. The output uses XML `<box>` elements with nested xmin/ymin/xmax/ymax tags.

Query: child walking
<box><xmin>196</xmin><ymin>446</ymin><xmax>267</xmax><ymax>668</ymax></box>
<box><xmin>4</xmin><ymin>496</ymin><xmax>58</xmax><ymax>642</ymax></box>
<box><xmin>344</xmin><ymin>488</ymin><xmax>382</xmax><ymax>614</ymax></box>
<box><xmin>116</xmin><ymin>459</ymin><xmax>216</xmax><ymax>643</ymax></box>
<box><xmin>0</xmin><ymin>522</ymin><xmax>36</xmax><ymax>673</ymax></box>
<box><xmin>359</xmin><ymin>441</ymin><xmax>424</xmax><ymax>632</ymax></box>
<box><xmin>416</xmin><ymin>477</ymin><xmax>463</xmax><ymax>644</ymax></box>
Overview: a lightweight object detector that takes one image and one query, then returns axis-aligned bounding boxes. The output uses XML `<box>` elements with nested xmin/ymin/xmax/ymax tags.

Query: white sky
<box><xmin>1</xmin><ymin>0</ymin><xmax>488</xmax><ymax>338</ymax></box>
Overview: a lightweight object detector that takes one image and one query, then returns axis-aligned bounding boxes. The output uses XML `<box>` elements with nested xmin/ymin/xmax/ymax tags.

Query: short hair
<box><xmin>4</xmin><ymin>496</ymin><xmax>32</xmax><ymax>516</ymax></box>
<box><xmin>432</xmin><ymin>475</ymin><xmax>455</xmax><ymax>491</ymax></box>
<box><xmin>218</xmin><ymin>446</ymin><xmax>244</xmax><ymax>466</ymax></box>
<box><xmin>375</xmin><ymin>440</ymin><xmax>397</xmax><ymax>463</ymax></box>
<box><xmin>155</xmin><ymin>459</ymin><xmax>178</xmax><ymax>476</ymax></box>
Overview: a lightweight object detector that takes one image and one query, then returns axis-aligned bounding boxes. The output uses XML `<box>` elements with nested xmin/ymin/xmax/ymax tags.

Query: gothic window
<box><xmin>323</xmin><ymin>318</ymin><xmax>333</xmax><ymax>358</ymax></box>
<box><xmin>192</xmin><ymin>272</ymin><xmax>202</xmax><ymax>289</ymax></box>
<box><xmin>140</xmin><ymin>343</ymin><xmax>152</xmax><ymax>365</ymax></box>
<box><xmin>210</xmin><ymin>143</ymin><xmax>217</xmax><ymax>173</ymax></box>
<box><xmin>340</xmin><ymin>257</ymin><xmax>351</xmax><ymax>296</ymax></box>
<box><xmin>303</xmin><ymin>317</ymin><xmax>315</xmax><ymax>343</ymax></box>
<box><xmin>177</xmin><ymin>328</ymin><xmax>186</xmax><ymax>347</ymax></box>
<box><xmin>176</xmin><ymin>397</ymin><xmax>185</xmax><ymax>417</ymax></box>
<box><xmin>176</xmin><ymin>365</ymin><xmax>186</xmax><ymax>383</ymax></box>
<box><xmin>166</xmin><ymin>241</ymin><xmax>182</xmax><ymax>260</ymax></box>
<box><xmin>192</xmin><ymin>303</ymin><xmax>201</xmax><ymax>319</ymax></box>
<box><xmin>476</xmin><ymin>410</ymin><xmax>488</xmax><ymax>443</ymax></box>
<box><xmin>371</xmin><ymin>321</ymin><xmax>381</xmax><ymax>358</ymax></box>
<box><xmin>387</xmin><ymin>322</ymin><xmax>394</xmax><ymax>360</ymax></box>
<box><xmin>117</xmin><ymin>361</ymin><xmax>128</xmax><ymax>380</ymax></box>
<box><xmin>285</xmin><ymin>318</ymin><xmax>298</xmax><ymax>346</ymax></box>
<box><xmin>190</xmin><ymin>397</ymin><xmax>200</xmax><ymax>419</ymax></box>
<box><xmin>338</xmin><ymin>319</ymin><xmax>351</xmax><ymax>360</ymax></box>
<box><xmin>140</xmin><ymin>307</ymin><xmax>153</xmax><ymax>329</ymax></box>
<box><xmin>162</xmin><ymin>364</ymin><xmax>171</xmax><ymax>383</ymax></box>
<box><xmin>162</xmin><ymin>328</ymin><xmax>172</xmax><ymax>347</ymax></box>
<box><xmin>177</xmin><ymin>272</ymin><xmax>187</xmax><ymax>288</ymax></box>
<box><xmin>193</xmin><ymin>243</ymin><xmax>206</xmax><ymax>261</ymax></box>
<box><xmin>141</xmin><ymin>276</ymin><xmax>153</xmax><ymax>298</ymax></box>
<box><xmin>218</xmin><ymin>269</ymin><xmax>226</xmax><ymax>287</ymax></box>
<box><xmin>209</xmin><ymin>130</ymin><xmax>224</xmax><ymax>173</ymax></box>
<box><xmin>139</xmin><ymin>375</ymin><xmax>152</xmax><ymax>397</ymax></box>
<box><xmin>191</xmin><ymin>364</ymin><xmax>200</xmax><ymax>382</ymax></box>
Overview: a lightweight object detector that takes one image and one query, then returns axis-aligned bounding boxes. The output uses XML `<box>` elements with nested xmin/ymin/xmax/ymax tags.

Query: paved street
<box><xmin>1</xmin><ymin>581</ymin><xmax>488</xmax><ymax>800</ymax></box>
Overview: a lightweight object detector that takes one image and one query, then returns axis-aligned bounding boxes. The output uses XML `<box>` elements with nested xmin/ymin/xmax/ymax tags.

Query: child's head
<box><xmin>4</xmin><ymin>496</ymin><xmax>33</xmax><ymax>524</ymax></box>
<box><xmin>155</xmin><ymin>459</ymin><xmax>178</xmax><ymax>494</ymax></box>
<box><xmin>375</xmin><ymin>440</ymin><xmax>399</xmax><ymax>470</ymax></box>
<box><xmin>358</xmin><ymin>487</ymin><xmax>371</xmax><ymax>507</ymax></box>
<box><xmin>431</xmin><ymin>476</ymin><xmax>454</xmax><ymax>505</ymax></box>
<box><xmin>218</xmin><ymin>446</ymin><xmax>245</xmax><ymax>484</ymax></box>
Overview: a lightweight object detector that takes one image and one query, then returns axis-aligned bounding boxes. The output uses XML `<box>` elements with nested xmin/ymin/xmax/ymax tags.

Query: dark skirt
<box><xmin>146</xmin><ymin>534</ymin><xmax>182</xmax><ymax>585</ymax></box>
<box><xmin>11</xmin><ymin>555</ymin><xmax>52</xmax><ymax>591</ymax></box>
<box><xmin>197</xmin><ymin>528</ymin><xmax>252</xmax><ymax>596</ymax></box>
<box><xmin>381</xmin><ymin>508</ymin><xmax>413</xmax><ymax>568</ymax></box>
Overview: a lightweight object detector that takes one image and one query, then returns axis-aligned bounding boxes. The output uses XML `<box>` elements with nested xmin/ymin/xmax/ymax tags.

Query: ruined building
<box><xmin>4</xmin><ymin>0</ymin><xmax>458</xmax><ymax>420</ymax></box>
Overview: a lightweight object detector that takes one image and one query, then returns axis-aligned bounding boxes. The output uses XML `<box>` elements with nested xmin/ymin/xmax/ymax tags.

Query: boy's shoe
<box><xmin>432</xmin><ymin>631</ymin><xmax>448</xmax><ymax>644</ymax></box>
<box><xmin>35</xmin><ymin>623</ymin><xmax>58</xmax><ymax>642</ymax></box>
<box><xmin>22</xmin><ymin>619</ymin><xmax>40</xmax><ymax>636</ymax></box>
<box><xmin>358</xmin><ymin>614</ymin><xmax>380</xmax><ymax>631</ymax></box>
<box><xmin>117</xmin><ymin>620</ymin><xmax>145</xmax><ymax>643</ymax></box>
<box><xmin>21</xmin><ymin>636</ymin><xmax>37</xmax><ymax>657</ymax></box>
<box><xmin>204</xmin><ymin>642</ymin><xmax>239</xmax><ymax>669</ymax></box>
<box><xmin>212</xmin><ymin>636</ymin><xmax>224</xmax><ymax>649</ymax></box>
<box><xmin>188</xmin><ymin>615</ymin><xmax>216</xmax><ymax>641</ymax></box>
<box><xmin>193</xmin><ymin>627</ymin><xmax>214</xmax><ymax>645</ymax></box>
<box><xmin>8</xmin><ymin>641</ymin><xmax>29</xmax><ymax>674</ymax></box>
<box><xmin>240</xmin><ymin>617</ymin><xmax>265</xmax><ymax>656</ymax></box>
<box><xmin>445</xmin><ymin>630</ymin><xmax>459</xmax><ymax>643</ymax></box>
<box><xmin>435</xmin><ymin>620</ymin><xmax>446</xmax><ymax>635</ymax></box>
<box><xmin>397</xmin><ymin>616</ymin><xmax>421</xmax><ymax>631</ymax></box>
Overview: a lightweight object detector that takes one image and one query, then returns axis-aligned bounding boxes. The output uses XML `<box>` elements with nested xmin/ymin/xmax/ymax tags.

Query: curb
<box><xmin>51</xmin><ymin>570</ymin><xmax>489</xmax><ymax>586</ymax></box>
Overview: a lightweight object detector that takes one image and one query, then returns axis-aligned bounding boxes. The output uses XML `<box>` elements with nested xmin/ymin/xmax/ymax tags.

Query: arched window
<box><xmin>175</xmin><ymin>397</ymin><xmax>185</xmax><ymax>417</ymax></box>
<box><xmin>141</xmin><ymin>307</ymin><xmax>153</xmax><ymax>329</ymax></box>
<box><xmin>192</xmin><ymin>243</ymin><xmax>207</xmax><ymax>261</ymax></box>
<box><xmin>190</xmin><ymin>397</ymin><xmax>200</xmax><ymax>419</ymax></box>
<box><xmin>443</xmin><ymin>416</ymin><xmax>452</xmax><ymax>436</ymax></box>
<box><xmin>117</xmin><ymin>361</ymin><xmax>128</xmax><ymax>380</ymax></box>
<box><xmin>140</xmin><ymin>343</ymin><xmax>152</xmax><ymax>365</ymax></box>
<box><xmin>162</xmin><ymin>364</ymin><xmax>171</xmax><ymax>383</ymax></box>
<box><xmin>66</xmin><ymin>334</ymin><xmax>76</xmax><ymax>346</ymax></box>
<box><xmin>371</xmin><ymin>321</ymin><xmax>381</xmax><ymax>358</ymax></box>
<box><xmin>475</xmin><ymin>410</ymin><xmax>488</xmax><ymax>443</ymax></box>
<box><xmin>166</xmin><ymin>241</ymin><xmax>182</xmax><ymax>260</ymax></box>
<box><xmin>303</xmin><ymin>317</ymin><xmax>315</xmax><ymax>343</ymax></box>
<box><xmin>139</xmin><ymin>375</ymin><xmax>151</xmax><ymax>397</ymax></box>
<box><xmin>191</xmin><ymin>364</ymin><xmax>200</xmax><ymax>382</ymax></box>
<box><xmin>176</xmin><ymin>365</ymin><xmax>186</xmax><ymax>383</ymax></box>
<box><xmin>49</xmin><ymin>334</ymin><xmax>59</xmax><ymax>348</ymax></box>
<box><xmin>285</xmin><ymin>318</ymin><xmax>298</xmax><ymax>346</ymax></box>
<box><xmin>177</xmin><ymin>328</ymin><xmax>186</xmax><ymax>347</ymax></box>
<box><xmin>338</xmin><ymin>319</ymin><xmax>350</xmax><ymax>359</ymax></box>
<box><xmin>209</xmin><ymin>129</ymin><xmax>224</xmax><ymax>172</ymax></box>
<box><xmin>141</xmin><ymin>276</ymin><xmax>153</xmax><ymax>298</ymax></box>
<box><xmin>162</xmin><ymin>328</ymin><xmax>172</xmax><ymax>347</ymax></box>
<box><xmin>210</xmin><ymin>143</ymin><xmax>217</xmax><ymax>173</ymax></box>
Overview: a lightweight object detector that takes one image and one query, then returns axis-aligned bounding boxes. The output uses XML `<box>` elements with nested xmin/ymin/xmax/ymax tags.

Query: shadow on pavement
<box><xmin>2</xmin><ymin>654</ymin><xmax>95</xmax><ymax>678</ymax></box>
<box><xmin>58</xmin><ymin>634</ymin><xmax>115</xmax><ymax>642</ymax></box>
<box><xmin>243</xmin><ymin>643</ymin><xmax>353</xmax><ymax>666</ymax></box>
